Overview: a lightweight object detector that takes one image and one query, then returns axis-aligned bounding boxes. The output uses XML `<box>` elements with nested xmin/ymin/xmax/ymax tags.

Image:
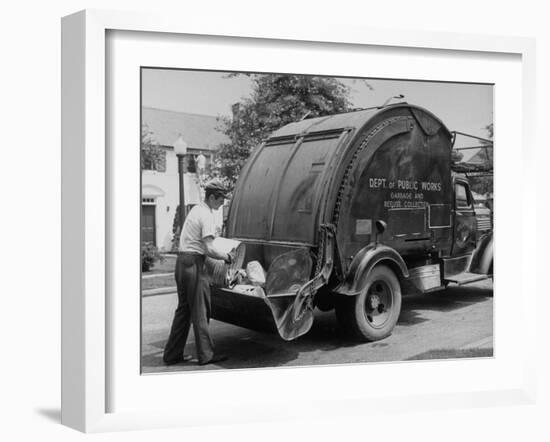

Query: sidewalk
<box><xmin>142</xmin><ymin>255</ymin><xmax>176</xmax><ymax>294</ymax></box>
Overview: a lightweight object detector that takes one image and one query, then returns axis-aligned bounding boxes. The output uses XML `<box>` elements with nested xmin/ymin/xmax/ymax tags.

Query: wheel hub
<box><xmin>367</xmin><ymin>294</ymin><xmax>381</xmax><ymax>311</ymax></box>
<box><xmin>365</xmin><ymin>280</ymin><xmax>393</xmax><ymax>327</ymax></box>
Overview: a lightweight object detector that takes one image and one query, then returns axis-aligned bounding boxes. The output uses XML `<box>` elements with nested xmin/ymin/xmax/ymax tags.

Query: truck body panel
<box><xmin>212</xmin><ymin>104</ymin><xmax>492</xmax><ymax>341</ymax></box>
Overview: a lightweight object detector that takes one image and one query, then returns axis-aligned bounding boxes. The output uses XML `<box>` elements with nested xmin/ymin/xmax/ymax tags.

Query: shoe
<box><xmin>163</xmin><ymin>354</ymin><xmax>193</xmax><ymax>365</ymax></box>
<box><xmin>198</xmin><ymin>353</ymin><xmax>228</xmax><ymax>365</ymax></box>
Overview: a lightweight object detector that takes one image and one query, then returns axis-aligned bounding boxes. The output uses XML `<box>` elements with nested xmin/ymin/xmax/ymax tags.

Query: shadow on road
<box><xmin>141</xmin><ymin>282</ymin><xmax>493</xmax><ymax>373</ymax></box>
<box><xmin>142</xmin><ymin>336</ymin><xmax>301</xmax><ymax>371</ymax></box>
<box><xmin>398</xmin><ymin>283</ymin><xmax>493</xmax><ymax>326</ymax></box>
<box><xmin>142</xmin><ymin>311</ymin><xmax>361</xmax><ymax>372</ymax></box>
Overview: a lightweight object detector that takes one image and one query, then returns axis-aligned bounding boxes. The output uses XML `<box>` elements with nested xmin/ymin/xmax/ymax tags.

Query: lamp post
<box><xmin>173</xmin><ymin>135</ymin><xmax>188</xmax><ymax>231</ymax></box>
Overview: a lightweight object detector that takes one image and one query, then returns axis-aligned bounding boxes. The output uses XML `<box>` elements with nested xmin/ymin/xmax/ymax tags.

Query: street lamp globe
<box><xmin>174</xmin><ymin>135</ymin><xmax>188</xmax><ymax>156</ymax></box>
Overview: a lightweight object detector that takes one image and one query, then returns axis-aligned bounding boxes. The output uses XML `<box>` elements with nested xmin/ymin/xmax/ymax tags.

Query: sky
<box><xmin>142</xmin><ymin>68</ymin><xmax>493</xmax><ymax>159</ymax></box>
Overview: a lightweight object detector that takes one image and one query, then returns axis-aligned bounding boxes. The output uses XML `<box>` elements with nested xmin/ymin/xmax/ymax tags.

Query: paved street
<box><xmin>141</xmin><ymin>279</ymin><xmax>493</xmax><ymax>374</ymax></box>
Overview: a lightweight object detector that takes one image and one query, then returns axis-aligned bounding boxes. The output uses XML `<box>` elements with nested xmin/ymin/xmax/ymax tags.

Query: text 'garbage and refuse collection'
<box><xmin>368</xmin><ymin>178</ymin><xmax>442</xmax><ymax>209</ymax></box>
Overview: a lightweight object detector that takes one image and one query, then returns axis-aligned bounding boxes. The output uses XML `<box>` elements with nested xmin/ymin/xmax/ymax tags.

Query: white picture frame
<box><xmin>61</xmin><ymin>9</ymin><xmax>537</xmax><ymax>433</ymax></box>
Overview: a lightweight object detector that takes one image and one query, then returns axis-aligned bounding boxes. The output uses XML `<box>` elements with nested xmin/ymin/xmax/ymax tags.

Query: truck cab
<box><xmin>439</xmin><ymin>174</ymin><xmax>493</xmax><ymax>285</ymax></box>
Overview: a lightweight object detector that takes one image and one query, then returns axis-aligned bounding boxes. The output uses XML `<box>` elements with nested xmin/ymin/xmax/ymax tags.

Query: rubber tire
<box><xmin>336</xmin><ymin>265</ymin><xmax>402</xmax><ymax>342</ymax></box>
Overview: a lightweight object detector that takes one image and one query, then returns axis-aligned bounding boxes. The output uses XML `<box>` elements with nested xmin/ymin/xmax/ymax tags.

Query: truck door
<box><xmin>451</xmin><ymin>178</ymin><xmax>477</xmax><ymax>256</ymax></box>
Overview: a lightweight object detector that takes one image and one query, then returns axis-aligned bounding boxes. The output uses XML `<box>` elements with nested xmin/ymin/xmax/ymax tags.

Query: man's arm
<box><xmin>203</xmin><ymin>236</ymin><xmax>231</xmax><ymax>263</ymax></box>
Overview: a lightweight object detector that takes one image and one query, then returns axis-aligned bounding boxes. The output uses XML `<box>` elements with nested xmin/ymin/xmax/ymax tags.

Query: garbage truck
<box><xmin>209</xmin><ymin>103</ymin><xmax>494</xmax><ymax>342</ymax></box>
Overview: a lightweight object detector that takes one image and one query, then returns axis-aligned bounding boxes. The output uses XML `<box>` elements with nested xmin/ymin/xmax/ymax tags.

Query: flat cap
<box><xmin>204</xmin><ymin>178</ymin><xmax>229</xmax><ymax>197</ymax></box>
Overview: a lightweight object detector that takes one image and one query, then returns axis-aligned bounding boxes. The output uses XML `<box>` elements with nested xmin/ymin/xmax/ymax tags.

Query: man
<box><xmin>163</xmin><ymin>179</ymin><xmax>233</xmax><ymax>366</ymax></box>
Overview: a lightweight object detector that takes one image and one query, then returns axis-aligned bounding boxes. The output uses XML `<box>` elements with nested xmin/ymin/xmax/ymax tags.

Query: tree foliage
<box><xmin>451</xmin><ymin>149</ymin><xmax>464</xmax><ymax>164</ymax></box>
<box><xmin>468</xmin><ymin>123</ymin><xmax>494</xmax><ymax>196</ymax></box>
<box><xmin>141</xmin><ymin>123</ymin><xmax>163</xmax><ymax>171</ymax></box>
<box><xmin>211</xmin><ymin>74</ymin><xmax>353</xmax><ymax>187</ymax></box>
<box><xmin>485</xmin><ymin>123</ymin><xmax>493</xmax><ymax>139</ymax></box>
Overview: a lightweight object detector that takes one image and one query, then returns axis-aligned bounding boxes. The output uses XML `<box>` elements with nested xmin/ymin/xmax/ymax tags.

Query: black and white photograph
<box><xmin>5</xmin><ymin>0</ymin><xmax>550</xmax><ymax>438</ymax></box>
<box><xmin>140</xmin><ymin>69</ymin><xmax>494</xmax><ymax>373</ymax></box>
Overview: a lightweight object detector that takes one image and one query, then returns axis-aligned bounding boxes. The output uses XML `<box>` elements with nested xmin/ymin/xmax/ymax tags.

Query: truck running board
<box><xmin>444</xmin><ymin>272</ymin><xmax>489</xmax><ymax>286</ymax></box>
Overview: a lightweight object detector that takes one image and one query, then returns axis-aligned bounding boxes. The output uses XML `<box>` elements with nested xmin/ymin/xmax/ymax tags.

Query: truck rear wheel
<box><xmin>336</xmin><ymin>265</ymin><xmax>402</xmax><ymax>341</ymax></box>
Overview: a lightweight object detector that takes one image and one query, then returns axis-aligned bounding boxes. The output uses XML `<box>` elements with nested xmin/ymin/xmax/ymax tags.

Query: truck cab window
<box><xmin>455</xmin><ymin>183</ymin><xmax>471</xmax><ymax>208</ymax></box>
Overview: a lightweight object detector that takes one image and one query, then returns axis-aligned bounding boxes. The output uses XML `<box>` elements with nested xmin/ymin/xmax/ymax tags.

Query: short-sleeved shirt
<box><xmin>179</xmin><ymin>202</ymin><xmax>218</xmax><ymax>255</ymax></box>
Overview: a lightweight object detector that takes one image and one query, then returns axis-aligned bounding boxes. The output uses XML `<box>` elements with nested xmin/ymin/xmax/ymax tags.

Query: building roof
<box><xmin>142</xmin><ymin>107</ymin><xmax>229</xmax><ymax>151</ymax></box>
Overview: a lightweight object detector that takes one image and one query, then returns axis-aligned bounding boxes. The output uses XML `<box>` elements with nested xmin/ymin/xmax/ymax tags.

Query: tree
<box><xmin>141</xmin><ymin>123</ymin><xmax>164</xmax><ymax>171</ymax></box>
<box><xmin>485</xmin><ymin>123</ymin><xmax>493</xmax><ymax>139</ymax></box>
<box><xmin>468</xmin><ymin>123</ymin><xmax>494</xmax><ymax>196</ymax></box>
<box><xmin>212</xmin><ymin>74</ymin><xmax>354</xmax><ymax>187</ymax></box>
<box><xmin>451</xmin><ymin>149</ymin><xmax>464</xmax><ymax>164</ymax></box>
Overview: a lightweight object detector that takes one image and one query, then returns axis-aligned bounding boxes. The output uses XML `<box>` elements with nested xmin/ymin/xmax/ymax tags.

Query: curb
<box><xmin>142</xmin><ymin>272</ymin><xmax>173</xmax><ymax>279</ymax></box>
<box><xmin>142</xmin><ymin>287</ymin><xmax>177</xmax><ymax>297</ymax></box>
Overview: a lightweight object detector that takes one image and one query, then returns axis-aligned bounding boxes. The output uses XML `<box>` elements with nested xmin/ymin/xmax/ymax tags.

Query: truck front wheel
<box><xmin>336</xmin><ymin>265</ymin><xmax>402</xmax><ymax>341</ymax></box>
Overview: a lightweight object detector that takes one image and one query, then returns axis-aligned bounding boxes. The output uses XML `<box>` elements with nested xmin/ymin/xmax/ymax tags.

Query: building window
<box><xmin>142</xmin><ymin>149</ymin><xmax>166</xmax><ymax>172</ymax></box>
<box><xmin>455</xmin><ymin>183</ymin><xmax>472</xmax><ymax>208</ymax></box>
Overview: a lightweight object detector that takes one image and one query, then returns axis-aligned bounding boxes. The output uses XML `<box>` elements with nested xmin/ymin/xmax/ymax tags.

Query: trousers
<box><xmin>163</xmin><ymin>253</ymin><xmax>214</xmax><ymax>364</ymax></box>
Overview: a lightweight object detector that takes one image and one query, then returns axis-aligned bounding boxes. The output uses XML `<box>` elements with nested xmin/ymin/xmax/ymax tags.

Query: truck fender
<box><xmin>335</xmin><ymin>244</ymin><xmax>409</xmax><ymax>296</ymax></box>
<box><xmin>469</xmin><ymin>231</ymin><xmax>494</xmax><ymax>275</ymax></box>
